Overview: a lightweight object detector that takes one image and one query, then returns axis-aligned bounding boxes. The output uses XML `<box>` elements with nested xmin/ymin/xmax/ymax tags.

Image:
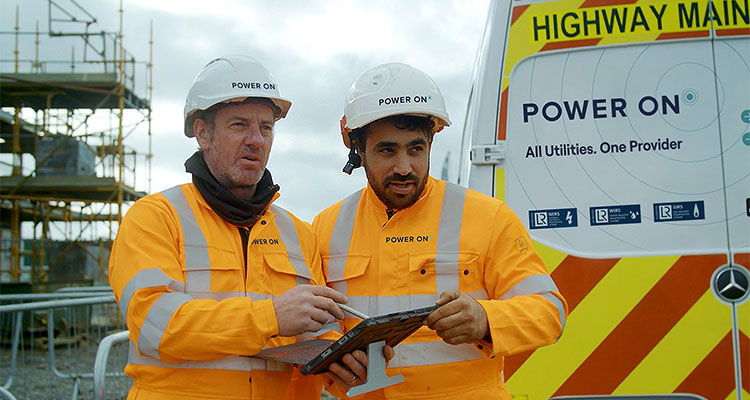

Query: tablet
<box><xmin>253</xmin><ymin>304</ymin><xmax>438</xmax><ymax>375</ymax></box>
<box><xmin>301</xmin><ymin>304</ymin><xmax>438</xmax><ymax>375</ymax></box>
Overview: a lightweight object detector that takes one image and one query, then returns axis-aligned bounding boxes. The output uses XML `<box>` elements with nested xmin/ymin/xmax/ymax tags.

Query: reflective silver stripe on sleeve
<box><xmin>326</xmin><ymin>190</ymin><xmax>363</xmax><ymax>295</ymax></box>
<box><xmin>183</xmin><ymin>291</ymin><xmax>274</xmax><ymax>302</ymax></box>
<box><xmin>467</xmin><ymin>289</ymin><xmax>489</xmax><ymax>300</ymax></box>
<box><xmin>499</xmin><ymin>274</ymin><xmax>560</xmax><ymax>300</ymax></box>
<box><xmin>269</xmin><ymin>204</ymin><xmax>312</xmax><ymax>285</ymax></box>
<box><xmin>434</xmin><ymin>182</ymin><xmax>467</xmax><ymax>296</ymax></box>
<box><xmin>248</xmin><ymin>292</ymin><xmax>273</xmax><ymax>301</ymax></box>
<box><xmin>541</xmin><ymin>292</ymin><xmax>567</xmax><ymax>339</ymax></box>
<box><xmin>137</xmin><ymin>292</ymin><xmax>192</xmax><ymax>358</ymax></box>
<box><xmin>162</xmin><ymin>185</ymin><xmax>211</xmax><ymax>294</ymax></box>
<box><xmin>192</xmin><ymin>291</ymin><xmax>243</xmax><ymax>301</ymax></box>
<box><xmin>119</xmin><ymin>268</ymin><xmax>186</xmax><ymax>325</ymax></box>
<box><xmin>128</xmin><ymin>342</ymin><xmax>292</xmax><ymax>372</ymax></box>
<box><xmin>393</xmin><ymin>341</ymin><xmax>483</xmax><ymax>368</ymax></box>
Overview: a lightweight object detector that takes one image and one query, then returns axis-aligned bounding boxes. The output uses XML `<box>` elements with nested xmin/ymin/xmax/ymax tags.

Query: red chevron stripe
<box><xmin>550</xmin><ymin>256</ymin><xmax>619</xmax><ymax>312</ymax></box>
<box><xmin>541</xmin><ymin>38</ymin><xmax>601</xmax><ymax>52</ymax></box>
<box><xmin>676</xmin><ymin>332</ymin><xmax>749</xmax><ymax>398</ymax></box>
<box><xmin>716</xmin><ymin>27</ymin><xmax>750</xmax><ymax>37</ymax></box>
<box><xmin>498</xmin><ymin>88</ymin><xmax>508</xmax><ymax>141</ymax></box>
<box><xmin>581</xmin><ymin>0</ymin><xmax>638</xmax><ymax>7</ymax></box>
<box><xmin>553</xmin><ymin>254</ymin><xmax>726</xmax><ymax>396</ymax></box>
<box><xmin>504</xmin><ymin>256</ymin><xmax>618</xmax><ymax>379</ymax></box>
<box><xmin>734</xmin><ymin>253</ymin><xmax>749</xmax><ymax>267</ymax></box>
<box><xmin>657</xmin><ymin>31</ymin><xmax>710</xmax><ymax>40</ymax></box>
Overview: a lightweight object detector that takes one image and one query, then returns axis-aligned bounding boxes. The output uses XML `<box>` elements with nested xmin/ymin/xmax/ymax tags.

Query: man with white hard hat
<box><xmin>108</xmin><ymin>55</ymin><xmax>347</xmax><ymax>399</ymax></box>
<box><xmin>313</xmin><ymin>63</ymin><xmax>569</xmax><ymax>398</ymax></box>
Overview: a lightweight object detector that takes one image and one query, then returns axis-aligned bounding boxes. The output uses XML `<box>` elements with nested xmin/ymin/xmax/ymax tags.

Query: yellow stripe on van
<box><xmin>533</xmin><ymin>241</ymin><xmax>568</xmax><ymax>274</ymax></box>
<box><xmin>596</xmin><ymin>0</ymin><xmax>666</xmax><ymax>46</ymax></box>
<box><xmin>495</xmin><ymin>166</ymin><xmax>505</xmax><ymax>201</ymax></box>
<box><xmin>613</xmin><ymin>290</ymin><xmax>729</xmax><ymax>394</ymax></box>
<box><xmin>505</xmin><ymin>0</ymin><xmax>587</xmax><ymax>78</ymax></box>
<box><xmin>528</xmin><ymin>1</ymin><xmax>716</xmax><ymax>46</ymax></box>
<box><xmin>727</xmin><ymin>389</ymin><xmax>750</xmax><ymax>400</ymax></box>
<box><xmin>506</xmin><ymin>0</ymin><xmax>750</xmax><ymax>76</ymax></box>
<box><xmin>739</xmin><ymin>301</ymin><xmax>749</xmax><ymax>337</ymax></box>
<box><xmin>507</xmin><ymin>255</ymin><xmax>676</xmax><ymax>399</ymax></box>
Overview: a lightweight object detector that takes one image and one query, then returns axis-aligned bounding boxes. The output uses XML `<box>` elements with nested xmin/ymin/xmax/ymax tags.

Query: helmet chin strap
<box><xmin>342</xmin><ymin>132</ymin><xmax>362</xmax><ymax>175</ymax></box>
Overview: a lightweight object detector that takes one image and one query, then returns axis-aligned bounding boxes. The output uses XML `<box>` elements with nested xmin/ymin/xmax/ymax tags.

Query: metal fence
<box><xmin>0</xmin><ymin>287</ymin><xmax>131</xmax><ymax>400</ymax></box>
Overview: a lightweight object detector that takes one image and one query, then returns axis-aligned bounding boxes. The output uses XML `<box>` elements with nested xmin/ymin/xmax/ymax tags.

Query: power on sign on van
<box><xmin>461</xmin><ymin>0</ymin><xmax>748</xmax><ymax>399</ymax></box>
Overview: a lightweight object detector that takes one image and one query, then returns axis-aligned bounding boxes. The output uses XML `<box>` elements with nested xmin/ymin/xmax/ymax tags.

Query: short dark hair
<box><xmin>350</xmin><ymin>115</ymin><xmax>434</xmax><ymax>152</ymax></box>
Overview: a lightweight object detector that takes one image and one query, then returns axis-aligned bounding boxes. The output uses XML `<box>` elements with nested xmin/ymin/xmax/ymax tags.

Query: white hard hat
<box><xmin>183</xmin><ymin>55</ymin><xmax>292</xmax><ymax>137</ymax></box>
<box><xmin>342</xmin><ymin>62</ymin><xmax>451</xmax><ymax>146</ymax></box>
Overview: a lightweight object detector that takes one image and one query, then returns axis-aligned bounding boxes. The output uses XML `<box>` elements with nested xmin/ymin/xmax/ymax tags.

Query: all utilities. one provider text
<box><xmin>525</xmin><ymin>137</ymin><xmax>683</xmax><ymax>158</ymax></box>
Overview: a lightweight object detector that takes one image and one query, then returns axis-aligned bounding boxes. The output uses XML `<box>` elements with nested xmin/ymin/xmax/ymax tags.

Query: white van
<box><xmin>459</xmin><ymin>1</ymin><xmax>749</xmax><ymax>398</ymax></box>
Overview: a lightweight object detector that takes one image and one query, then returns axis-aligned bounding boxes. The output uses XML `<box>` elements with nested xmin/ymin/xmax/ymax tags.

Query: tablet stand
<box><xmin>346</xmin><ymin>340</ymin><xmax>404</xmax><ymax>397</ymax></box>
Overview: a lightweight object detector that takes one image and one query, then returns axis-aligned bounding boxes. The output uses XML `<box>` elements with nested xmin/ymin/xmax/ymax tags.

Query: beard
<box><xmin>365</xmin><ymin>168</ymin><xmax>427</xmax><ymax>210</ymax></box>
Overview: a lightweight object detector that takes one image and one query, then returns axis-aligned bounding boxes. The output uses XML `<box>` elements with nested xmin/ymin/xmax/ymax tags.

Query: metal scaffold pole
<box><xmin>0</xmin><ymin>0</ymin><xmax>152</xmax><ymax>285</ymax></box>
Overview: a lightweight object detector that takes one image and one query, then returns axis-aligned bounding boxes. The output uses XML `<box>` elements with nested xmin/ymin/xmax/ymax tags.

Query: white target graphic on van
<box><xmin>504</xmin><ymin>38</ymin><xmax>748</xmax><ymax>257</ymax></box>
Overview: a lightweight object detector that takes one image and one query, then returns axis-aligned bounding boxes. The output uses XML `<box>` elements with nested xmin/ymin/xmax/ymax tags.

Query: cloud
<box><xmin>1</xmin><ymin>0</ymin><xmax>491</xmax><ymax>223</ymax></box>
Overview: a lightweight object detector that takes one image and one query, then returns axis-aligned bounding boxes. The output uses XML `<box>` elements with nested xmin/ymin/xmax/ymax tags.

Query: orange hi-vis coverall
<box><xmin>108</xmin><ymin>183</ymin><xmax>326</xmax><ymax>399</ymax></box>
<box><xmin>313</xmin><ymin>177</ymin><xmax>568</xmax><ymax>399</ymax></box>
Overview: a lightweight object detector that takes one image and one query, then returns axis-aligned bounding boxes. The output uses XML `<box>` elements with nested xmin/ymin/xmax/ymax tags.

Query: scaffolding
<box><xmin>0</xmin><ymin>0</ymin><xmax>152</xmax><ymax>286</ymax></box>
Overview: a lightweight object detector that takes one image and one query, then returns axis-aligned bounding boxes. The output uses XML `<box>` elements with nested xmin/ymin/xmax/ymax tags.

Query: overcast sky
<box><xmin>1</xmin><ymin>0</ymin><xmax>490</xmax><ymax>222</ymax></box>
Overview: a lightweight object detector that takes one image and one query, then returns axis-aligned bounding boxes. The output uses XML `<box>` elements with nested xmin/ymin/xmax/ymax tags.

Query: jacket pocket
<box><xmin>323</xmin><ymin>253</ymin><xmax>370</xmax><ymax>297</ymax></box>
<box><xmin>323</xmin><ymin>254</ymin><xmax>370</xmax><ymax>282</ymax></box>
<box><xmin>408</xmin><ymin>252</ymin><xmax>481</xmax><ymax>296</ymax></box>
<box><xmin>263</xmin><ymin>252</ymin><xmax>313</xmax><ymax>292</ymax></box>
<box><xmin>181</xmin><ymin>246</ymin><xmax>244</xmax><ymax>299</ymax></box>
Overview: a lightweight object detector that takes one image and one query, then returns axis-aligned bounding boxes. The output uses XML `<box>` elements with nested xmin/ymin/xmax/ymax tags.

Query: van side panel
<box><xmin>465</xmin><ymin>0</ymin><xmax>750</xmax><ymax>398</ymax></box>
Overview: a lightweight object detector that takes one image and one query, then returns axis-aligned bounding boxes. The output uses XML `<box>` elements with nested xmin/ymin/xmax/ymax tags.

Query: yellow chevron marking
<box><xmin>507</xmin><ymin>255</ymin><xmax>676</xmax><ymax>399</ymax></box>
<box><xmin>533</xmin><ymin>240</ymin><xmax>568</xmax><ymax>274</ymax></box>
<box><xmin>596</xmin><ymin>21</ymin><xmax>660</xmax><ymax>46</ymax></box>
<box><xmin>614</xmin><ymin>290</ymin><xmax>730</xmax><ymax>393</ymax></box>
<box><xmin>527</xmin><ymin>0</ymin><xmax>719</xmax><ymax>47</ymax></box>
<box><xmin>739</xmin><ymin>300</ymin><xmax>749</xmax><ymax>337</ymax></box>
<box><xmin>727</xmin><ymin>389</ymin><xmax>750</xmax><ymax>400</ymax></box>
<box><xmin>504</xmin><ymin>0</ymin><xmax>749</xmax><ymax>79</ymax></box>
<box><xmin>495</xmin><ymin>167</ymin><xmax>505</xmax><ymax>201</ymax></box>
<box><xmin>504</xmin><ymin>1</ymin><xmax>586</xmax><ymax>79</ymax></box>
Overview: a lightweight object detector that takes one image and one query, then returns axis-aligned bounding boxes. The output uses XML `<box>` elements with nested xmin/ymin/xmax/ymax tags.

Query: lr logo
<box><xmin>658</xmin><ymin>205</ymin><xmax>672</xmax><ymax>220</ymax></box>
<box><xmin>533</xmin><ymin>212</ymin><xmax>548</xmax><ymax>227</ymax></box>
<box><xmin>595</xmin><ymin>209</ymin><xmax>609</xmax><ymax>224</ymax></box>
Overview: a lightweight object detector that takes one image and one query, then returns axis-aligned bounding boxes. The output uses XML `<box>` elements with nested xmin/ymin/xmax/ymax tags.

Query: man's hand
<box><xmin>424</xmin><ymin>291</ymin><xmax>489</xmax><ymax>345</ymax></box>
<box><xmin>272</xmin><ymin>285</ymin><xmax>347</xmax><ymax>336</ymax></box>
<box><xmin>327</xmin><ymin>345</ymin><xmax>394</xmax><ymax>388</ymax></box>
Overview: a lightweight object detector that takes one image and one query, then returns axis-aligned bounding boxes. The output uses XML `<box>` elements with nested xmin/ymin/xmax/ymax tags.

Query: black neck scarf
<box><xmin>184</xmin><ymin>150</ymin><xmax>279</xmax><ymax>227</ymax></box>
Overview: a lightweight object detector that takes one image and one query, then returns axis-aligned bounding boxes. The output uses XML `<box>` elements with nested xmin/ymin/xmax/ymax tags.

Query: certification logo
<box><xmin>653</xmin><ymin>200</ymin><xmax>705</xmax><ymax>222</ymax></box>
<box><xmin>589</xmin><ymin>204</ymin><xmax>641</xmax><ymax>226</ymax></box>
<box><xmin>529</xmin><ymin>208</ymin><xmax>577</xmax><ymax>230</ymax></box>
